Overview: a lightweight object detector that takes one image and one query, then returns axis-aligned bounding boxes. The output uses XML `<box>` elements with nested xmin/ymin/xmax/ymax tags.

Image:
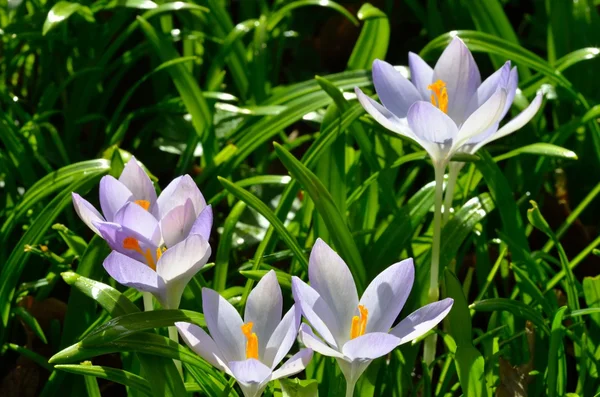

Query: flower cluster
<box><xmin>72</xmin><ymin>158</ymin><xmax>453</xmax><ymax>397</ymax></box>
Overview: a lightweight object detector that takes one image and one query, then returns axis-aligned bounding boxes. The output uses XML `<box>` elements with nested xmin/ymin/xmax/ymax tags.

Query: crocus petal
<box><xmin>189</xmin><ymin>205</ymin><xmax>213</xmax><ymax>241</ymax></box>
<box><xmin>298</xmin><ymin>324</ymin><xmax>344</xmax><ymax>359</ymax></box>
<box><xmin>156</xmin><ymin>175</ymin><xmax>206</xmax><ymax>219</ymax></box>
<box><xmin>342</xmin><ymin>332</ymin><xmax>402</xmax><ymax>360</ymax></box>
<box><xmin>244</xmin><ymin>270</ymin><xmax>283</xmax><ymax>359</ymax></box>
<box><xmin>94</xmin><ymin>221</ymin><xmax>158</xmax><ymax>264</ymax></box>
<box><xmin>202</xmin><ymin>288</ymin><xmax>246</xmax><ymax>363</ymax></box>
<box><xmin>118</xmin><ymin>157</ymin><xmax>157</xmax><ymax>207</ymax></box>
<box><xmin>175</xmin><ymin>321</ymin><xmax>228</xmax><ymax>372</ymax></box>
<box><xmin>453</xmin><ymin>88</ymin><xmax>507</xmax><ymax>151</ymax></box>
<box><xmin>271</xmin><ymin>349</ymin><xmax>313</xmax><ymax>381</ymax></box>
<box><xmin>99</xmin><ymin>176</ymin><xmax>134</xmax><ymax>222</ymax></box>
<box><xmin>103</xmin><ymin>251</ymin><xmax>164</xmax><ymax>301</ymax></box>
<box><xmin>308</xmin><ymin>238</ymin><xmax>359</xmax><ymax>347</ymax></box>
<box><xmin>291</xmin><ymin>277</ymin><xmax>339</xmax><ymax>347</ymax></box>
<box><xmin>432</xmin><ymin>37</ymin><xmax>481</xmax><ymax>124</ymax></box>
<box><xmin>372</xmin><ymin>59</ymin><xmax>422</xmax><ymax>118</ymax></box>
<box><xmin>359</xmin><ymin>258</ymin><xmax>414</xmax><ymax>333</ymax></box>
<box><xmin>160</xmin><ymin>199</ymin><xmax>196</xmax><ymax>248</ymax></box>
<box><xmin>72</xmin><ymin>193</ymin><xmax>105</xmax><ymax>235</ymax></box>
<box><xmin>355</xmin><ymin>87</ymin><xmax>414</xmax><ymax>138</ymax></box>
<box><xmin>408</xmin><ymin>52</ymin><xmax>433</xmax><ymax>100</ymax></box>
<box><xmin>113</xmin><ymin>202</ymin><xmax>161</xmax><ymax>245</ymax></box>
<box><xmin>390</xmin><ymin>298</ymin><xmax>454</xmax><ymax>344</ymax></box>
<box><xmin>156</xmin><ymin>234</ymin><xmax>211</xmax><ymax>309</ymax></box>
<box><xmin>263</xmin><ymin>305</ymin><xmax>301</xmax><ymax>369</ymax></box>
<box><xmin>407</xmin><ymin>101</ymin><xmax>458</xmax><ymax>146</ymax></box>
<box><xmin>484</xmin><ymin>91</ymin><xmax>543</xmax><ymax>146</ymax></box>
<box><xmin>465</xmin><ymin>61</ymin><xmax>511</xmax><ymax>118</ymax></box>
<box><xmin>228</xmin><ymin>359</ymin><xmax>272</xmax><ymax>397</ymax></box>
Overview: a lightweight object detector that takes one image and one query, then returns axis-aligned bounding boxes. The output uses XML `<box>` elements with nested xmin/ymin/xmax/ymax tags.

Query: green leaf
<box><xmin>583</xmin><ymin>275</ymin><xmax>600</xmax><ymax>329</ymax></box>
<box><xmin>12</xmin><ymin>306</ymin><xmax>48</xmax><ymax>344</ymax></box>
<box><xmin>280</xmin><ymin>378</ymin><xmax>319</xmax><ymax>397</ymax></box>
<box><xmin>55</xmin><ymin>364</ymin><xmax>151</xmax><ymax>396</ymax></box>
<box><xmin>470</xmin><ymin>298</ymin><xmax>549</xmax><ymax>335</ymax></box>
<box><xmin>347</xmin><ymin>3</ymin><xmax>390</xmax><ymax>70</ymax></box>
<box><xmin>51</xmin><ymin>224</ymin><xmax>88</xmax><ymax>257</ymax></box>
<box><xmin>218</xmin><ymin>177</ymin><xmax>309</xmax><ymax>270</ymax></box>
<box><xmin>60</xmin><ymin>272</ymin><xmax>140</xmax><ymax>317</ymax></box>
<box><xmin>494</xmin><ymin>143</ymin><xmax>578</xmax><ymax>162</ymax></box>
<box><xmin>274</xmin><ymin>143</ymin><xmax>366</xmax><ymax>290</ymax></box>
<box><xmin>267</xmin><ymin>0</ymin><xmax>358</xmax><ymax>31</ymax></box>
<box><xmin>81</xmin><ymin>310</ymin><xmax>205</xmax><ymax>347</ymax></box>
<box><xmin>43</xmin><ymin>1</ymin><xmax>95</xmax><ymax>35</ymax></box>
<box><xmin>547</xmin><ymin>307</ymin><xmax>568</xmax><ymax>397</ymax></box>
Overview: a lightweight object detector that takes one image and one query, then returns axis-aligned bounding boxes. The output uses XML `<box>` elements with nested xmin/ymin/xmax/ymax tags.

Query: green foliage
<box><xmin>1</xmin><ymin>0</ymin><xmax>599</xmax><ymax>396</ymax></box>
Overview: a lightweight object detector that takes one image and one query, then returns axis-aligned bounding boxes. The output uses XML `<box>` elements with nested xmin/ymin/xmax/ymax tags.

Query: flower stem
<box><xmin>345</xmin><ymin>379</ymin><xmax>356</xmax><ymax>397</ymax></box>
<box><xmin>442</xmin><ymin>163</ymin><xmax>462</xmax><ymax>226</ymax></box>
<box><xmin>168</xmin><ymin>326</ymin><xmax>183</xmax><ymax>377</ymax></box>
<box><xmin>424</xmin><ymin>163</ymin><xmax>446</xmax><ymax>365</ymax></box>
<box><xmin>142</xmin><ymin>292</ymin><xmax>153</xmax><ymax>312</ymax></box>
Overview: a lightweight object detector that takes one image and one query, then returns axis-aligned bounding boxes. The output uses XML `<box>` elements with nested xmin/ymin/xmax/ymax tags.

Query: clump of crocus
<box><xmin>291</xmin><ymin>239</ymin><xmax>453</xmax><ymax>396</ymax></box>
<box><xmin>72</xmin><ymin>157</ymin><xmax>213</xmax><ymax>260</ymax></box>
<box><xmin>176</xmin><ymin>271</ymin><xmax>313</xmax><ymax>397</ymax></box>
<box><xmin>354</xmin><ymin>38</ymin><xmax>542</xmax><ymax>360</ymax></box>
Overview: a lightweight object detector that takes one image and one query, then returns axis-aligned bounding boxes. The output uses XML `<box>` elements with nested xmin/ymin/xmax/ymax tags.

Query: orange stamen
<box><xmin>350</xmin><ymin>305</ymin><xmax>369</xmax><ymax>340</ymax></box>
<box><xmin>134</xmin><ymin>200</ymin><xmax>150</xmax><ymax>211</ymax></box>
<box><xmin>241</xmin><ymin>322</ymin><xmax>259</xmax><ymax>360</ymax></box>
<box><xmin>427</xmin><ymin>80</ymin><xmax>448</xmax><ymax>114</ymax></box>
<box><xmin>122</xmin><ymin>236</ymin><xmax>156</xmax><ymax>270</ymax></box>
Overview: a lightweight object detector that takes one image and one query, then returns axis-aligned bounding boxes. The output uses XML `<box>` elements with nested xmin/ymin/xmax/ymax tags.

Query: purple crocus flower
<box><xmin>291</xmin><ymin>239</ymin><xmax>453</xmax><ymax>395</ymax></box>
<box><xmin>176</xmin><ymin>271</ymin><xmax>313</xmax><ymax>397</ymax></box>
<box><xmin>355</xmin><ymin>36</ymin><xmax>543</xmax><ymax>167</ymax></box>
<box><xmin>72</xmin><ymin>157</ymin><xmax>213</xmax><ymax>260</ymax></box>
<box><xmin>102</xmin><ymin>233</ymin><xmax>211</xmax><ymax>309</ymax></box>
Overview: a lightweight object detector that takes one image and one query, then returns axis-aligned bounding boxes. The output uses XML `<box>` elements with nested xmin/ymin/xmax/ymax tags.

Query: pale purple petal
<box><xmin>390</xmin><ymin>298</ymin><xmax>454</xmax><ymax>344</ymax></box>
<box><xmin>465</xmin><ymin>61</ymin><xmax>511</xmax><ymax>118</ymax></box>
<box><xmin>484</xmin><ymin>91</ymin><xmax>543</xmax><ymax>146</ymax></box>
<box><xmin>298</xmin><ymin>324</ymin><xmax>343</xmax><ymax>359</ymax></box>
<box><xmin>355</xmin><ymin>87</ymin><xmax>414</xmax><ymax>139</ymax></box>
<box><xmin>502</xmin><ymin>67</ymin><xmax>519</xmax><ymax>117</ymax></box>
<box><xmin>372</xmin><ymin>59</ymin><xmax>422</xmax><ymax>118</ymax></box>
<box><xmin>432</xmin><ymin>37</ymin><xmax>481</xmax><ymax>124</ymax></box>
<box><xmin>202</xmin><ymin>288</ymin><xmax>246</xmax><ymax>362</ymax></box>
<box><xmin>453</xmin><ymin>88</ymin><xmax>507</xmax><ymax>150</ymax></box>
<box><xmin>156</xmin><ymin>234</ymin><xmax>211</xmax><ymax>309</ymax></box>
<box><xmin>99</xmin><ymin>175</ymin><xmax>134</xmax><ymax>222</ymax></box>
<box><xmin>408</xmin><ymin>52</ymin><xmax>433</xmax><ymax>100</ymax></box>
<box><xmin>308</xmin><ymin>239</ymin><xmax>359</xmax><ymax>347</ymax></box>
<box><xmin>189</xmin><ymin>205</ymin><xmax>213</xmax><ymax>241</ymax></box>
<box><xmin>156</xmin><ymin>175</ymin><xmax>206</xmax><ymax>219</ymax></box>
<box><xmin>407</xmin><ymin>101</ymin><xmax>458</xmax><ymax>144</ymax></box>
<box><xmin>160</xmin><ymin>199</ymin><xmax>196</xmax><ymax>248</ymax></box>
<box><xmin>291</xmin><ymin>277</ymin><xmax>338</xmax><ymax>347</ymax></box>
<box><xmin>175</xmin><ymin>322</ymin><xmax>228</xmax><ymax>371</ymax></box>
<box><xmin>263</xmin><ymin>305</ymin><xmax>301</xmax><ymax>369</ymax></box>
<box><xmin>113</xmin><ymin>202</ymin><xmax>161</xmax><ymax>245</ymax></box>
<box><xmin>103</xmin><ymin>251</ymin><xmax>165</xmax><ymax>303</ymax></box>
<box><xmin>244</xmin><ymin>271</ymin><xmax>283</xmax><ymax>359</ymax></box>
<box><xmin>228</xmin><ymin>359</ymin><xmax>272</xmax><ymax>396</ymax></box>
<box><xmin>271</xmin><ymin>349</ymin><xmax>313</xmax><ymax>381</ymax></box>
<box><xmin>94</xmin><ymin>221</ymin><xmax>158</xmax><ymax>264</ymax></box>
<box><xmin>359</xmin><ymin>258</ymin><xmax>414</xmax><ymax>333</ymax></box>
<box><xmin>72</xmin><ymin>193</ymin><xmax>105</xmax><ymax>236</ymax></box>
<box><xmin>341</xmin><ymin>332</ymin><xmax>402</xmax><ymax>360</ymax></box>
<box><xmin>118</xmin><ymin>157</ymin><xmax>157</xmax><ymax>207</ymax></box>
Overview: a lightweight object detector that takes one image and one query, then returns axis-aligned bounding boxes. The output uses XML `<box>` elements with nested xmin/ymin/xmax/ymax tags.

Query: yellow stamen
<box><xmin>427</xmin><ymin>80</ymin><xmax>448</xmax><ymax>114</ymax></box>
<box><xmin>241</xmin><ymin>322</ymin><xmax>259</xmax><ymax>360</ymax></box>
<box><xmin>123</xmin><ymin>236</ymin><xmax>156</xmax><ymax>270</ymax></box>
<box><xmin>155</xmin><ymin>246</ymin><xmax>166</xmax><ymax>261</ymax></box>
<box><xmin>135</xmin><ymin>200</ymin><xmax>150</xmax><ymax>211</ymax></box>
<box><xmin>350</xmin><ymin>305</ymin><xmax>369</xmax><ymax>340</ymax></box>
